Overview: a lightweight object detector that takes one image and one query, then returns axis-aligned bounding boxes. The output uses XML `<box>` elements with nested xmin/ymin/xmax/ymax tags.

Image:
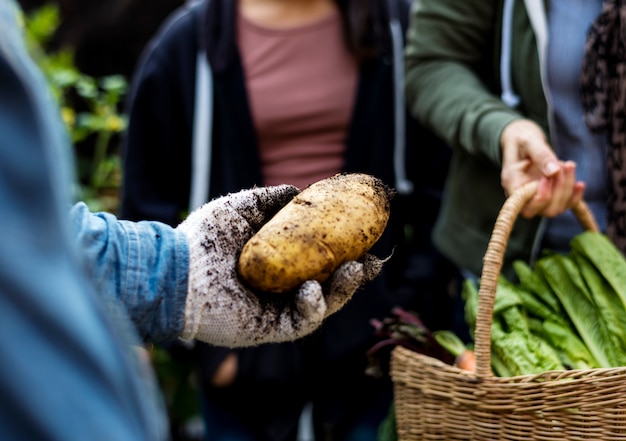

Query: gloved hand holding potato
<box><xmin>177</xmin><ymin>173</ymin><xmax>392</xmax><ymax>347</ymax></box>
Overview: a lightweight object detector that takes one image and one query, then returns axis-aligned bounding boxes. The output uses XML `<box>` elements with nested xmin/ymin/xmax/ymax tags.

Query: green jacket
<box><xmin>405</xmin><ymin>0</ymin><xmax>551</xmax><ymax>278</ymax></box>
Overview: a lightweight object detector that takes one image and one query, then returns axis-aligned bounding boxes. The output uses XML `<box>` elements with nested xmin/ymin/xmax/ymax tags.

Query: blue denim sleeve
<box><xmin>0</xmin><ymin>1</ymin><xmax>175</xmax><ymax>438</ymax></box>
<box><xmin>70</xmin><ymin>203</ymin><xmax>190</xmax><ymax>342</ymax></box>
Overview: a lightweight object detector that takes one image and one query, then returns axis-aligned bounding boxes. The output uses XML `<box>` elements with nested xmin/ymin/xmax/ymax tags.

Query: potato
<box><xmin>237</xmin><ymin>173</ymin><xmax>394</xmax><ymax>293</ymax></box>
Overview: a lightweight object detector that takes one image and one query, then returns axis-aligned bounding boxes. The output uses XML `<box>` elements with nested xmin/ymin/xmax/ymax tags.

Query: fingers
<box><xmin>571</xmin><ymin>181</ymin><xmax>586</xmax><ymax>207</ymax></box>
<box><xmin>179</xmin><ymin>185</ymin><xmax>299</xmax><ymax>250</ymax></box>
<box><xmin>501</xmin><ymin>119</ymin><xmax>559</xmax><ymax>178</ymax></box>
<box><xmin>291</xmin><ymin>280</ymin><xmax>327</xmax><ymax>334</ymax></box>
<box><xmin>239</xmin><ymin>283</ymin><xmax>327</xmax><ymax>344</ymax></box>
<box><xmin>219</xmin><ymin>184</ymin><xmax>300</xmax><ymax>230</ymax></box>
<box><xmin>323</xmin><ymin>255</ymin><xmax>386</xmax><ymax>316</ymax></box>
<box><xmin>547</xmin><ymin>161</ymin><xmax>577</xmax><ymax>215</ymax></box>
<box><xmin>525</xmin><ymin>142</ymin><xmax>560</xmax><ymax>178</ymax></box>
<box><xmin>520</xmin><ymin>162</ymin><xmax>585</xmax><ymax>219</ymax></box>
<box><xmin>500</xmin><ymin>119</ymin><xmax>557</xmax><ymax>196</ymax></box>
<box><xmin>324</xmin><ymin>261</ymin><xmax>365</xmax><ymax>315</ymax></box>
<box><xmin>359</xmin><ymin>253</ymin><xmax>386</xmax><ymax>283</ymax></box>
<box><xmin>520</xmin><ymin>176</ymin><xmax>552</xmax><ymax>218</ymax></box>
<box><xmin>500</xmin><ymin>120</ymin><xmax>585</xmax><ymax>219</ymax></box>
<box><xmin>272</xmin><ymin>255</ymin><xmax>388</xmax><ymax>341</ymax></box>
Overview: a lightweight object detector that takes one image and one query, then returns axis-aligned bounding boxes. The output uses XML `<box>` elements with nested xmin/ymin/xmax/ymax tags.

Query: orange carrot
<box><xmin>433</xmin><ymin>330</ymin><xmax>475</xmax><ymax>371</ymax></box>
<box><xmin>455</xmin><ymin>349</ymin><xmax>476</xmax><ymax>372</ymax></box>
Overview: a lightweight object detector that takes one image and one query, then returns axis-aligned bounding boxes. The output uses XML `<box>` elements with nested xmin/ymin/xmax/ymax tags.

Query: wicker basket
<box><xmin>390</xmin><ymin>181</ymin><xmax>626</xmax><ymax>440</ymax></box>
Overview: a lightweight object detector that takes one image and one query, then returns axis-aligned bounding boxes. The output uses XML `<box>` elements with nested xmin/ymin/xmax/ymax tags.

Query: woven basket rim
<box><xmin>392</xmin><ymin>345</ymin><xmax>626</xmax><ymax>383</ymax></box>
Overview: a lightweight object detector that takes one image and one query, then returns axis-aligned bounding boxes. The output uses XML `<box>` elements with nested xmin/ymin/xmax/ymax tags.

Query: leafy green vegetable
<box><xmin>377</xmin><ymin>404</ymin><xmax>398</xmax><ymax>441</ymax></box>
<box><xmin>491</xmin><ymin>317</ymin><xmax>563</xmax><ymax>376</ymax></box>
<box><xmin>493</xmin><ymin>278</ymin><xmax>524</xmax><ymax>316</ymax></box>
<box><xmin>571</xmin><ymin>232</ymin><xmax>626</xmax><ymax>313</ymax></box>
<box><xmin>540</xmin><ymin>319</ymin><xmax>597</xmax><ymax>370</ymax></box>
<box><xmin>571</xmin><ymin>252</ymin><xmax>626</xmax><ymax>364</ymax></box>
<box><xmin>513</xmin><ymin>260</ymin><xmax>564</xmax><ymax>315</ymax></box>
<box><xmin>506</xmin><ymin>279</ymin><xmax>568</xmax><ymax>328</ymax></box>
<box><xmin>433</xmin><ymin>330</ymin><xmax>468</xmax><ymax>358</ymax></box>
<box><xmin>499</xmin><ymin>276</ymin><xmax>565</xmax><ymax>325</ymax></box>
<box><xmin>463</xmin><ymin>276</ymin><xmax>523</xmax><ymax>335</ymax></box>
<box><xmin>536</xmin><ymin>254</ymin><xmax>617</xmax><ymax>367</ymax></box>
<box><xmin>435</xmin><ymin>232</ymin><xmax>626</xmax><ymax>378</ymax></box>
<box><xmin>490</xmin><ymin>348</ymin><xmax>513</xmax><ymax>377</ymax></box>
<box><xmin>462</xmin><ymin>277</ymin><xmax>478</xmax><ymax>333</ymax></box>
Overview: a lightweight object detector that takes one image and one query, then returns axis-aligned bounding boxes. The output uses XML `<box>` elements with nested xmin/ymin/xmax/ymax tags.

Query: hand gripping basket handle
<box><xmin>473</xmin><ymin>180</ymin><xmax>600</xmax><ymax>377</ymax></box>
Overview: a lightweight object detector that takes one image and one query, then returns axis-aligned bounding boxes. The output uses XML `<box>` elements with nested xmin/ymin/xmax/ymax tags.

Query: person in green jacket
<box><xmin>404</xmin><ymin>0</ymin><xmax>614</xmax><ymax>279</ymax></box>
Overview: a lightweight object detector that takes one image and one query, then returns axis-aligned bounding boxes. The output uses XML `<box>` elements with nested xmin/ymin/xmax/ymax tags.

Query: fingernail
<box><xmin>544</xmin><ymin>161</ymin><xmax>560</xmax><ymax>176</ymax></box>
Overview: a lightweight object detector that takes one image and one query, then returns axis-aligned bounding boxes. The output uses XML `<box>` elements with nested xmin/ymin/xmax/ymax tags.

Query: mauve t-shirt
<box><xmin>237</xmin><ymin>8</ymin><xmax>358</xmax><ymax>189</ymax></box>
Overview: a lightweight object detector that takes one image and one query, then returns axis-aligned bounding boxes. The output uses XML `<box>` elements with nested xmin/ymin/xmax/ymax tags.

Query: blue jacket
<box><xmin>0</xmin><ymin>1</ymin><xmax>190</xmax><ymax>438</ymax></box>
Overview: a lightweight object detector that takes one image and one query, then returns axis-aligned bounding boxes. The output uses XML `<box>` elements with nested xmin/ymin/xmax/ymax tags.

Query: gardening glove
<box><xmin>176</xmin><ymin>185</ymin><xmax>384</xmax><ymax>347</ymax></box>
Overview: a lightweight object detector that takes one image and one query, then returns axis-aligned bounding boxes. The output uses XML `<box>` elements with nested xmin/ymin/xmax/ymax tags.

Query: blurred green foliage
<box><xmin>21</xmin><ymin>3</ymin><xmax>127</xmax><ymax>213</ymax></box>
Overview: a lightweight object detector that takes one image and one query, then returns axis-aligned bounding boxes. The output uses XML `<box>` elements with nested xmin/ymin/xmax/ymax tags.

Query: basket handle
<box><xmin>473</xmin><ymin>180</ymin><xmax>600</xmax><ymax>377</ymax></box>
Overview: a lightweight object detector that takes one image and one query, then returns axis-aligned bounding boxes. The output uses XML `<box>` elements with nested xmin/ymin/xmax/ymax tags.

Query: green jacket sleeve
<box><xmin>404</xmin><ymin>0</ymin><xmax>520</xmax><ymax>165</ymax></box>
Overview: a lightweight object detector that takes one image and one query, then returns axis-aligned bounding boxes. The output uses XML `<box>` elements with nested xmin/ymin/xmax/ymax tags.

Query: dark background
<box><xmin>18</xmin><ymin>0</ymin><xmax>186</xmax><ymax>79</ymax></box>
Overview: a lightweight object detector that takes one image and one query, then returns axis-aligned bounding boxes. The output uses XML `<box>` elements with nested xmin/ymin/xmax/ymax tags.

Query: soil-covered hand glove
<box><xmin>176</xmin><ymin>185</ymin><xmax>384</xmax><ymax>347</ymax></box>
